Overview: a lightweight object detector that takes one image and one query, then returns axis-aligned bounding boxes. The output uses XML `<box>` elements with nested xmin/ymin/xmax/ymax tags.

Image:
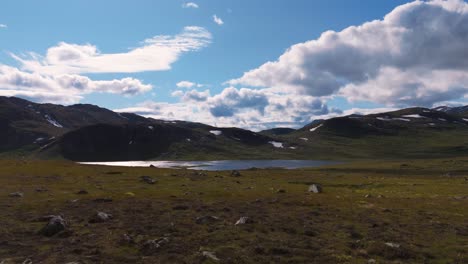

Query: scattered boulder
<box><xmin>202</xmin><ymin>251</ymin><xmax>220</xmax><ymax>262</ymax></box>
<box><xmin>141</xmin><ymin>237</ymin><xmax>170</xmax><ymax>253</ymax></box>
<box><xmin>231</xmin><ymin>170</ymin><xmax>241</xmax><ymax>177</ymax></box>
<box><xmin>308</xmin><ymin>184</ymin><xmax>322</xmax><ymax>193</ymax></box>
<box><xmin>89</xmin><ymin>212</ymin><xmax>113</xmax><ymax>223</ymax></box>
<box><xmin>277</xmin><ymin>189</ymin><xmax>286</xmax><ymax>193</ymax></box>
<box><xmin>76</xmin><ymin>189</ymin><xmax>88</xmax><ymax>195</ymax></box>
<box><xmin>39</xmin><ymin>215</ymin><xmax>66</xmax><ymax>237</ymax></box>
<box><xmin>149</xmin><ymin>164</ymin><xmax>156</xmax><ymax>168</ymax></box>
<box><xmin>120</xmin><ymin>233</ymin><xmax>135</xmax><ymax>245</ymax></box>
<box><xmin>8</xmin><ymin>192</ymin><xmax>24</xmax><ymax>198</ymax></box>
<box><xmin>235</xmin><ymin>216</ymin><xmax>253</xmax><ymax>225</ymax></box>
<box><xmin>195</xmin><ymin>215</ymin><xmax>220</xmax><ymax>224</ymax></box>
<box><xmin>140</xmin><ymin>176</ymin><xmax>156</xmax><ymax>184</ymax></box>
<box><xmin>385</xmin><ymin>242</ymin><xmax>400</xmax><ymax>248</ymax></box>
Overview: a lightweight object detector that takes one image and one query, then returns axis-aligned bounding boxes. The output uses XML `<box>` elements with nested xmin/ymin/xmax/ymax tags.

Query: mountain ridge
<box><xmin>1</xmin><ymin>96</ymin><xmax>467</xmax><ymax>161</ymax></box>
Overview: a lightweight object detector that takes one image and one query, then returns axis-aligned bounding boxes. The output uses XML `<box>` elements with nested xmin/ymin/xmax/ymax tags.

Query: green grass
<box><xmin>0</xmin><ymin>158</ymin><xmax>467</xmax><ymax>263</ymax></box>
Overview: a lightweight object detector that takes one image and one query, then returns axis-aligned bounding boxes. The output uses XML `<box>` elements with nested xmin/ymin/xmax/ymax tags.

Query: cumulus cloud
<box><xmin>229</xmin><ymin>0</ymin><xmax>468</xmax><ymax>107</ymax></box>
<box><xmin>0</xmin><ymin>24</ymin><xmax>7</xmax><ymax>29</ymax></box>
<box><xmin>213</xmin><ymin>15</ymin><xmax>224</xmax><ymax>25</ymax></box>
<box><xmin>119</xmin><ymin>86</ymin><xmax>338</xmax><ymax>131</ymax></box>
<box><xmin>12</xmin><ymin>26</ymin><xmax>212</xmax><ymax>75</ymax></box>
<box><xmin>171</xmin><ymin>89</ymin><xmax>210</xmax><ymax>102</ymax></box>
<box><xmin>0</xmin><ymin>65</ymin><xmax>152</xmax><ymax>104</ymax></box>
<box><xmin>182</xmin><ymin>2</ymin><xmax>199</xmax><ymax>8</ymax></box>
<box><xmin>176</xmin><ymin>80</ymin><xmax>203</xmax><ymax>88</ymax></box>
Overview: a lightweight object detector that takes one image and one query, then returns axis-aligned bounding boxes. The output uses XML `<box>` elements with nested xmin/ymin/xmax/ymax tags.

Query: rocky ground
<box><xmin>0</xmin><ymin>159</ymin><xmax>467</xmax><ymax>263</ymax></box>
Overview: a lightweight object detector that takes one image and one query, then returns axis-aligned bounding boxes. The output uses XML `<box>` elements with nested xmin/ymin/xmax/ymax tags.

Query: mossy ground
<box><xmin>0</xmin><ymin>158</ymin><xmax>467</xmax><ymax>263</ymax></box>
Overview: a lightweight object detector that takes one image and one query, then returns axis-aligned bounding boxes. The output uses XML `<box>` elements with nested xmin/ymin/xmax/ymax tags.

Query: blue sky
<box><xmin>1</xmin><ymin>0</ymin><xmax>467</xmax><ymax>130</ymax></box>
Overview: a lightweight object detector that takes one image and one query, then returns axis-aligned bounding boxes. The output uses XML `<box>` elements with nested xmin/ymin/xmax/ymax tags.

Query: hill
<box><xmin>0</xmin><ymin>96</ymin><xmax>467</xmax><ymax>161</ymax></box>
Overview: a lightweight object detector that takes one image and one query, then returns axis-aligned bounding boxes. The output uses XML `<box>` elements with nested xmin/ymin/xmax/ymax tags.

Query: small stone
<box><xmin>39</xmin><ymin>215</ymin><xmax>66</xmax><ymax>237</ymax></box>
<box><xmin>149</xmin><ymin>164</ymin><xmax>156</xmax><ymax>168</ymax></box>
<box><xmin>202</xmin><ymin>251</ymin><xmax>220</xmax><ymax>262</ymax></box>
<box><xmin>142</xmin><ymin>237</ymin><xmax>170</xmax><ymax>252</ymax></box>
<box><xmin>76</xmin><ymin>190</ymin><xmax>88</xmax><ymax>195</ymax></box>
<box><xmin>365</xmin><ymin>194</ymin><xmax>372</xmax><ymax>198</ymax></box>
<box><xmin>120</xmin><ymin>233</ymin><xmax>135</xmax><ymax>245</ymax></box>
<box><xmin>89</xmin><ymin>212</ymin><xmax>113</xmax><ymax>223</ymax></box>
<box><xmin>235</xmin><ymin>216</ymin><xmax>252</xmax><ymax>225</ymax></box>
<box><xmin>140</xmin><ymin>176</ymin><xmax>156</xmax><ymax>184</ymax></box>
<box><xmin>308</xmin><ymin>184</ymin><xmax>322</xmax><ymax>193</ymax></box>
<box><xmin>231</xmin><ymin>170</ymin><xmax>241</xmax><ymax>177</ymax></box>
<box><xmin>385</xmin><ymin>242</ymin><xmax>400</xmax><ymax>248</ymax></box>
<box><xmin>277</xmin><ymin>189</ymin><xmax>286</xmax><ymax>193</ymax></box>
<box><xmin>9</xmin><ymin>192</ymin><xmax>24</xmax><ymax>198</ymax></box>
<box><xmin>368</xmin><ymin>259</ymin><xmax>376</xmax><ymax>264</ymax></box>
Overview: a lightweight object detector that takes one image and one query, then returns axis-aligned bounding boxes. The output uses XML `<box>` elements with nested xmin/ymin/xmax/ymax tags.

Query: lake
<box><xmin>79</xmin><ymin>160</ymin><xmax>339</xmax><ymax>171</ymax></box>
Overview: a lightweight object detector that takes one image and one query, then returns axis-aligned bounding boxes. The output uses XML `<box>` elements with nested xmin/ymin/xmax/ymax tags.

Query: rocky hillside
<box><xmin>0</xmin><ymin>96</ymin><xmax>467</xmax><ymax>161</ymax></box>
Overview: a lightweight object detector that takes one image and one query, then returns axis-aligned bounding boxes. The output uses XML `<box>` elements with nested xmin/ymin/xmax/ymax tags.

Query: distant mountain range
<box><xmin>1</xmin><ymin>96</ymin><xmax>467</xmax><ymax>161</ymax></box>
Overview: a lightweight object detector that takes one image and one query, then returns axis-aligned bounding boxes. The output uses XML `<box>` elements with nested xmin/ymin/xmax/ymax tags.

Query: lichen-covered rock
<box><xmin>39</xmin><ymin>216</ymin><xmax>66</xmax><ymax>237</ymax></box>
<box><xmin>235</xmin><ymin>216</ymin><xmax>253</xmax><ymax>225</ymax></box>
<box><xmin>89</xmin><ymin>212</ymin><xmax>113</xmax><ymax>223</ymax></box>
<box><xmin>308</xmin><ymin>184</ymin><xmax>322</xmax><ymax>193</ymax></box>
<box><xmin>9</xmin><ymin>192</ymin><xmax>23</xmax><ymax>198</ymax></box>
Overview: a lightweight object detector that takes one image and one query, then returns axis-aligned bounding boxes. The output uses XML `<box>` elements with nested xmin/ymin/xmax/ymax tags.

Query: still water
<box><xmin>80</xmin><ymin>160</ymin><xmax>339</xmax><ymax>171</ymax></box>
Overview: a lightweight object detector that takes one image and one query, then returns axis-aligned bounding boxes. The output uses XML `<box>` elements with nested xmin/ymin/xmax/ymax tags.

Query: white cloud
<box><xmin>172</xmin><ymin>89</ymin><xmax>210</xmax><ymax>102</ymax></box>
<box><xmin>0</xmin><ymin>65</ymin><xmax>152</xmax><ymax>104</ymax></box>
<box><xmin>118</xmin><ymin>86</ymin><xmax>337</xmax><ymax>131</ymax></box>
<box><xmin>213</xmin><ymin>15</ymin><xmax>224</xmax><ymax>25</ymax></box>
<box><xmin>0</xmin><ymin>24</ymin><xmax>7</xmax><ymax>29</ymax></box>
<box><xmin>176</xmin><ymin>80</ymin><xmax>203</xmax><ymax>88</ymax></box>
<box><xmin>229</xmin><ymin>0</ymin><xmax>468</xmax><ymax>107</ymax></box>
<box><xmin>12</xmin><ymin>26</ymin><xmax>212</xmax><ymax>75</ymax></box>
<box><xmin>182</xmin><ymin>2</ymin><xmax>199</xmax><ymax>8</ymax></box>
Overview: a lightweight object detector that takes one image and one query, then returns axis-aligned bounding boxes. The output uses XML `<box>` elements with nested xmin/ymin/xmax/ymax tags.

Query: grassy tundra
<box><xmin>0</xmin><ymin>158</ymin><xmax>467</xmax><ymax>263</ymax></box>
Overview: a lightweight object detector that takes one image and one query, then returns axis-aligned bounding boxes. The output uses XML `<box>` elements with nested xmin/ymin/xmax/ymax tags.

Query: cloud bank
<box><xmin>229</xmin><ymin>0</ymin><xmax>468</xmax><ymax>107</ymax></box>
<box><xmin>0</xmin><ymin>26</ymin><xmax>211</xmax><ymax>104</ymax></box>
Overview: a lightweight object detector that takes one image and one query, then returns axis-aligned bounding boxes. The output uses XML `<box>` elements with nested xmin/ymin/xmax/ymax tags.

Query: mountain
<box><xmin>0</xmin><ymin>96</ymin><xmax>287</xmax><ymax>161</ymax></box>
<box><xmin>433</xmin><ymin>105</ymin><xmax>468</xmax><ymax>117</ymax></box>
<box><xmin>0</xmin><ymin>96</ymin><xmax>467</xmax><ymax>161</ymax></box>
<box><xmin>283</xmin><ymin>107</ymin><xmax>468</xmax><ymax>159</ymax></box>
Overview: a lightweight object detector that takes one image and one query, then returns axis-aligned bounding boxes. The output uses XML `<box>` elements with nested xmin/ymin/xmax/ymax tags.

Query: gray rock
<box><xmin>142</xmin><ymin>237</ymin><xmax>169</xmax><ymax>252</ymax></box>
<box><xmin>8</xmin><ymin>192</ymin><xmax>23</xmax><ymax>198</ymax></box>
<box><xmin>385</xmin><ymin>242</ymin><xmax>400</xmax><ymax>248</ymax></box>
<box><xmin>368</xmin><ymin>259</ymin><xmax>376</xmax><ymax>264</ymax></box>
<box><xmin>120</xmin><ymin>233</ymin><xmax>135</xmax><ymax>245</ymax></box>
<box><xmin>202</xmin><ymin>251</ymin><xmax>220</xmax><ymax>262</ymax></box>
<box><xmin>89</xmin><ymin>211</ymin><xmax>113</xmax><ymax>223</ymax></box>
<box><xmin>231</xmin><ymin>170</ymin><xmax>241</xmax><ymax>177</ymax></box>
<box><xmin>235</xmin><ymin>216</ymin><xmax>252</xmax><ymax>225</ymax></box>
<box><xmin>308</xmin><ymin>184</ymin><xmax>322</xmax><ymax>193</ymax></box>
<box><xmin>39</xmin><ymin>215</ymin><xmax>66</xmax><ymax>237</ymax></box>
<box><xmin>140</xmin><ymin>176</ymin><xmax>156</xmax><ymax>184</ymax></box>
